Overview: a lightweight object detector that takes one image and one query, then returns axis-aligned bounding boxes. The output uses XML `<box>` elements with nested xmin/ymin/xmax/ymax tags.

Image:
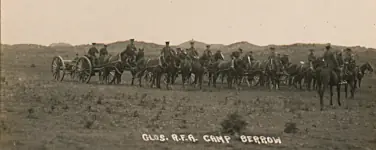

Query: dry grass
<box><xmin>1</xmin><ymin>43</ymin><xmax>376</xmax><ymax>150</ymax></box>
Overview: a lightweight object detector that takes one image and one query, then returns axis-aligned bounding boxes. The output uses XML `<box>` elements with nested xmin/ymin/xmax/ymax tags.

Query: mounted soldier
<box><xmin>100</xmin><ymin>44</ymin><xmax>109</xmax><ymax>56</ymax></box>
<box><xmin>88</xmin><ymin>43</ymin><xmax>99</xmax><ymax>66</ymax></box>
<box><xmin>98</xmin><ymin>44</ymin><xmax>109</xmax><ymax>66</ymax></box>
<box><xmin>203</xmin><ymin>45</ymin><xmax>213</xmax><ymax>58</ymax></box>
<box><xmin>230</xmin><ymin>48</ymin><xmax>243</xmax><ymax>68</ymax></box>
<box><xmin>343</xmin><ymin>48</ymin><xmax>356</xmax><ymax>76</ymax></box>
<box><xmin>122</xmin><ymin>39</ymin><xmax>137</xmax><ymax>65</ymax></box>
<box><xmin>159</xmin><ymin>41</ymin><xmax>176</xmax><ymax>67</ymax></box>
<box><xmin>308</xmin><ymin>49</ymin><xmax>316</xmax><ymax>69</ymax></box>
<box><xmin>187</xmin><ymin>41</ymin><xmax>199</xmax><ymax>59</ymax></box>
<box><xmin>323</xmin><ymin>44</ymin><xmax>346</xmax><ymax>84</ymax></box>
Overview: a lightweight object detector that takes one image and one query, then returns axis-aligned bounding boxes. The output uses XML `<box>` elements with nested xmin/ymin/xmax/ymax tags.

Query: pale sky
<box><xmin>1</xmin><ymin>0</ymin><xmax>376</xmax><ymax>47</ymax></box>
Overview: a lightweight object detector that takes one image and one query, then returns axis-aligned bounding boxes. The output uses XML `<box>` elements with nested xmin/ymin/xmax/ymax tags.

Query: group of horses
<box><xmin>98</xmin><ymin>48</ymin><xmax>374</xmax><ymax>111</ymax></box>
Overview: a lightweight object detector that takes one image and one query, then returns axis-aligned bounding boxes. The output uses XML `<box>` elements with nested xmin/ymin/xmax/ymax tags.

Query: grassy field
<box><xmin>1</xmin><ymin>43</ymin><xmax>376</xmax><ymax>150</ymax></box>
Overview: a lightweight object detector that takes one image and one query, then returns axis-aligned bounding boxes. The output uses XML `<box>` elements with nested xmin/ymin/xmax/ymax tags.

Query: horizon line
<box><xmin>1</xmin><ymin>40</ymin><xmax>375</xmax><ymax>49</ymax></box>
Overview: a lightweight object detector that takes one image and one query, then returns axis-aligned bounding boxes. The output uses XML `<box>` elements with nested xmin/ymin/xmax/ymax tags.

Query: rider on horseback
<box><xmin>187</xmin><ymin>41</ymin><xmax>199</xmax><ymax>59</ymax></box>
<box><xmin>343</xmin><ymin>48</ymin><xmax>356</xmax><ymax>76</ymax></box>
<box><xmin>308</xmin><ymin>49</ymin><xmax>316</xmax><ymax>69</ymax></box>
<box><xmin>323</xmin><ymin>44</ymin><xmax>346</xmax><ymax>84</ymax></box>
<box><xmin>99</xmin><ymin>44</ymin><xmax>108</xmax><ymax>56</ymax></box>
<box><xmin>230</xmin><ymin>48</ymin><xmax>243</xmax><ymax>68</ymax></box>
<box><xmin>159</xmin><ymin>41</ymin><xmax>175</xmax><ymax>67</ymax></box>
<box><xmin>267</xmin><ymin>47</ymin><xmax>279</xmax><ymax>73</ymax></box>
<box><xmin>88</xmin><ymin>43</ymin><xmax>99</xmax><ymax>66</ymax></box>
<box><xmin>204</xmin><ymin>45</ymin><xmax>213</xmax><ymax>58</ymax></box>
<box><xmin>124</xmin><ymin>39</ymin><xmax>137</xmax><ymax>64</ymax></box>
<box><xmin>98</xmin><ymin>44</ymin><xmax>109</xmax><ymax>65</ymax></box>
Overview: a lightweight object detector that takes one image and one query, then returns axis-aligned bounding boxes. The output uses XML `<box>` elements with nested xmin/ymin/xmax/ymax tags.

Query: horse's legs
<box><xmin>344</xmin><ymin>83</ymin><xmax>348</xmax><ymax>98</ymax></box>
<box><xmin>337</xmin><ymin>84</ymin><xmax>341</xmax><ymax>106</ymax></box>
<box><xmin>330</xmin><ymin>85</ymin><xmax>334</xmax><ymax>106</ymax></box>
<box><xmin>182</xmin><ymin>72</ymin><xmax>186</xmax><ymax>89</ymax></box>
<box><xmin>198</xmin><ymin>73</ymin><xmax>203</xmax><ymax>90</ymax></box>
<box><xmin>318</xmin><ymin>81</ymin><xmax>325</xmax><ymax>111</ymax></box>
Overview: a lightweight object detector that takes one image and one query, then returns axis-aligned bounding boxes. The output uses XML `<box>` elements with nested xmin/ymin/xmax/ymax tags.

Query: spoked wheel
<box><xmin>51</xmin><ymin>56</ymin><xmax>66</xmax><ymax>81</ymax></box>
<box><xmin>76</xmin><ymin>56</ymin><xmax>93</xmax><ymax>83</ymax></box>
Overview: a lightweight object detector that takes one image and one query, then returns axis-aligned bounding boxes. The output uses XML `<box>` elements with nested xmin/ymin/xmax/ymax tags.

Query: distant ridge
<box><xmin>1</xmin><ymin>40</ymin><xmax>375</xmax><ymax>53</ymax></box>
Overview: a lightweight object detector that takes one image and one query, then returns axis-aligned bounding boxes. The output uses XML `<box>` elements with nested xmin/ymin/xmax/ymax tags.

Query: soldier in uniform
<box><xmin>124</xmin><ymin>39</ymin><xmax>137</xmax><ymax>64</ymax></box>
<box><xmin>88</xmin><ymin>43</ymin><xmax>99</xmax><ymax>66</ymax></box>
<box><xmin>343</xmin><ymin>48</ymin><xmax>356</xmax><ymax>75</ymax></box>
<box><xmin>323</xmin><ymin>44</ymin><xmax>346</xmax><ymax>84</ymax></box>
<box><xmin>159</xmin><ymin>41</ymin><xmax>174</xmax><ymax>66</ymax></box>
<box><xmin>230</xmin><ymin>48</ymin><xmax>243</xmax><ymax>68</ymax></box>
<box><xmin>100</xmin><ymin>44</ymin><xmax>108</xmax><ymax>56</ymax></box>
<box><xmin>203</xmin><ymin>45</ymin><xmax>213</xmax><ymax>58</ymax></box>
<box><xmin>187</xmin><ymin>41</ymin><xmax>199</xmax><ymax>59</ymax></box>
<box><xmin>307</xmin><ymin>49</ymin><xmax>316</xmax><ymax>68</ymax></box>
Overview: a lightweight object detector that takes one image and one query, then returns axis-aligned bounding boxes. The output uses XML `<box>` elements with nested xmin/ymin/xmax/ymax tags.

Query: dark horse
<box><xmin>100</xmin><ymin>48</ymin><xmax>137</xmax><ymax>84</ymax></box>
<box><xmin>316</xmin><ymin>53</ymin><xmax>346</xmax><ymax>111</ymax></box>
<box><xmin>355</xmin><ymin>62</ymin><xmax>374</xmax><ymax>88</ymax></box>
<box><xmin>343</xmin><ymin>60</ymin><xmax>358</xmax><ymax>99</ymax></box>
<box><xmin>160</xmin><ymin>49</ymin><xmax>180</xmax><ymax>90</ymax></box>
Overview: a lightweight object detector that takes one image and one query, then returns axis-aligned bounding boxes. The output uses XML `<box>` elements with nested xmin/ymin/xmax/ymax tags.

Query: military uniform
<box><xmin>323</xmin><ymin>44</ymin><xmax>347</xmax><ymax>84</ymax></box>
<box><xmin>307</xmin><ymin>49</ymin><xmax>316</xmax><ymax>68</ymax></box>
<box><xmin>88</xmin><ymin>43</ymin><xmax>99</xmax><ymax>66</ymax></box>
<box><xmin>99</xmin><ymin>45</ymin><xmax>108</xmax><ymax>56</ymax></box>
<box><xmin>160</xmin><ymin>41</ymin><xmax>174</xmax><ymax>66</ymax></box>
<box><xmin>203</xmin><ymin>45</ymin><xmax>213</xmax><ymax>58</ymax></box>
<box><xmin>187</xmin><ymin>41</ymin><xmax>199</xmax><ymax>58</ymax></box>
<box><xmin>125</xmin><ymin>39</ymin><xmax>137</xmax><ymax>63</ymax></box>
<box><xmin>268</xmin><ymin>47</ymin><xmax>277</xmax><ymax>60</ymax></box>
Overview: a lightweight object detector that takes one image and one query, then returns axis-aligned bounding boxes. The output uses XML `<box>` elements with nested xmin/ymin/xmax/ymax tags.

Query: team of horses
<box><xmin>96</xmin><ymin>48</ymin><xmax>374</xmax><ymax>111</ymax></box>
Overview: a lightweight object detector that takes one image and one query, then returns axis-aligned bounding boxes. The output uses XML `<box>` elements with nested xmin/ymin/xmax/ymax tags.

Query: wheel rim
<box><xmin>76</xmin><ymin>57</ymin><xmax>92</xmax><ymax>83</ymax></box>
<box><xmin>51</xmin><ymin>56</ymin><xmax>65</xmax><ymax>81</ymax></box>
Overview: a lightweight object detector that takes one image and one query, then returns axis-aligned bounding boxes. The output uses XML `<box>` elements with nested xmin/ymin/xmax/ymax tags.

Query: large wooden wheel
<box><xmin>51</xmin><ymin>56</ymin><xmax>66</xmax><ymax>81</ymax></box>
<box><xmin>76</xmin><ymin>56</ymin><xmax>93</xmax><ymax>83</ymax></box>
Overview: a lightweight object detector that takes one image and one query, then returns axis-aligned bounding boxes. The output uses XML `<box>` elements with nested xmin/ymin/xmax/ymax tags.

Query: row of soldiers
<box><xmin>85</xmin><ymin>39</ymin><xmax>356</xmax><ymax>73</ymax></box>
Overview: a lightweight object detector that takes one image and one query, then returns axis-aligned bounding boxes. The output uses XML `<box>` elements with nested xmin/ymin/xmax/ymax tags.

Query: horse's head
<box><xmin>365</xmin><ymin>62</ymin><xmax>374</xmax><ymax>73</ymax></box>
<box><xmin>234</xmin><ymin>58</ymin><xmax>247</xmax><ymax>71</ymax></box>
<box><xmin>138</xmin><ymin>48</ymin><xmax>144</xmax><ymax>52</ymax></box>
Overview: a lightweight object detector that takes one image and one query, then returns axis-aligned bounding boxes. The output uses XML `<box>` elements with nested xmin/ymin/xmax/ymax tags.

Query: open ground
<box><xmin>1</xmin><ymin>41</ymin><xmax>376</xmax><ymax>150</ymax></box>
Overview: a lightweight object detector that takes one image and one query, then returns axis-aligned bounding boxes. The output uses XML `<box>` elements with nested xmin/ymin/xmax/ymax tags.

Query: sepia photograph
<box><xmin>1</xmin><ymin>0</ymin><xmax>376</xmax><ymax>149</ymax></box>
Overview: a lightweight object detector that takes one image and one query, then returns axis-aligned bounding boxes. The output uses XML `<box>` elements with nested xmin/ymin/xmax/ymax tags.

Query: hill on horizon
<box><xmin>2</xmin><ymin>40</ymin><xmax>376</xmax><ymax>56</ymax></box>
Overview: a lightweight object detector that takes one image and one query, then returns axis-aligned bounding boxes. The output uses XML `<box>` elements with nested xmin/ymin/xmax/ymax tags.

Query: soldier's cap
<box><xmin>130</xmin><ymin>39</ymin><xmax>135</xmax><ymax>41</ymax></box>
<box><xmin>270</xmin><ymin>47</ymin><xmax>275</xmax><ymax>50</ymax></box>
<box><xmin>284</xmin><ymin>54</ymin><xmax>288</xmax><ymax>56</ymax></box>
<box><xmin>238</xmin><ymin>48</ymin><xmax>243</xmax><ymax>51</ymax></box>
<box><xmin>309</xmin><ymin>49</ymin><xmax>314</xmax><ymax>51</ymax></box>
<box><xmin>92</xmin><ymin>43</ymin><xmax>96</xmax><ymax>45</ymax></box>
<box><xmin>345</xmin><ymin>48</ymin><xmax>352</xmax><ymax>51</ymax></box>
<box><xmin>104</xmin><ymin>44</ymin><xmax>107</xmax><ymax>47</ymax></box>
<box><xmin>165</xmin><ymin>41</ymin><xmax>170</xmax><ymax>44</ymax></box>
<box><xmin>190</xmin><ymin>41</ymin><xmax>195</xmax><ymax>44</ymax></box>
<box><xmin>206</xmin><ymin>45</ymin><xmax>210</xmax><ymax>48</ymax></box>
